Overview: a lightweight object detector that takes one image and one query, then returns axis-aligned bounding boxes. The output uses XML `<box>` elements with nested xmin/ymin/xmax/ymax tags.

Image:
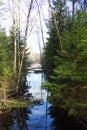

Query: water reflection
<box><xmin>26</xmin><ymin>72</ymin><xmax>47</xmax><ymax>101</ymax></box>
<box><xmin>0</xmin><ymin>110</ymin><xmax>13</xmax><ymax>129</ymax></box>
<box><xmin>9</xmin><ymin>108</ymin><xmax>31</xmax><ymax>130</ymax></box>
<box><xmin>0</xmin><ymin>108</ymin><xmax>30</xmax><ymax>130</ymax></box>
<box><xmin>0</xmin><ymin>103</ymin><xmax>53</xmax><ymax>130</ymax></box>
<box><xmin>0</xmin><ymin>71</ymin><xmax>53</xmax><ymax>130</ymax></box>
<box><xmin>0</xmin><ymin>71</ymin><xmax>86</xmax><ymax>130</ymax></box>
<box><xmin>26</xmin><ymin>101</ymin><xmax>53</xmax><ymax>130</ymax></box>
<box><xmin>49</xmin><ymin>106</ymin><xmax>87</xmax><ymax>130</ymax></box>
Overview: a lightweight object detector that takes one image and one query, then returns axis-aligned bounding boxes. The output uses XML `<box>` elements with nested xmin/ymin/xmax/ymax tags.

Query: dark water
<box><xmin>0</xmin><ymin>71</ymin><xmax>87</xmax><ymax>130</ymax></box>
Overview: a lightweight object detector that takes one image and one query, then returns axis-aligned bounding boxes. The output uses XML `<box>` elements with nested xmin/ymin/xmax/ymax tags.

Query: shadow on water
<box><xmin>0</xmin><ymin>107</ymin><xmax>31</xmax><ymax>130</ymax></box>
<box><xmin>0</xmin><ymin>71</ymin><xmax>53</xmax><ymax>130</ymax></box>
<box><xmin>0</xmin><ymin>103</ymin><xmax>87</xmax><ymax>130</ymax></box>
<box><xmin>0</xmin><ymin>70</ymin><xmax>87</xmax><ymax>130</ymax></box>
<box><xmin>0</xmin><ymin>102</ymin><xmax>53</xmax><ymax>130</ymax></box>
<box><xmin>49</xmin><ymin>106</ymin><xmax>87</xmax><ymax>130</ymax></box>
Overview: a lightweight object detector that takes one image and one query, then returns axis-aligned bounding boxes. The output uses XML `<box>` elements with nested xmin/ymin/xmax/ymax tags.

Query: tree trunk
<box><xmin>48</xmin><ymin>0</ymin><xmax>63</xmax><ymax>52</ymax></box>
<box><xmin>35</xmin><ymin>0</ymin><xmax>45</xmax><ymax>48</ymax></box>
<box><xmin>13</xmin><ymin>0</ymin><xmax>17</xmax><ymax>71</ymax></box>
<box><xmin>17</xmin><ymin>0</ymin><xmax>21</xmax><ymax>68</ymax></box>
<box><xmin>72</xmin><ymin>0</ymin><xmax>75</xmax><ymax>21</ymax></box>
<box><xmin>16</xmin><ymin>0</ymin><xmax>34</xmax><ymax>93</ymax></box>
<box><xmin>84</xmin><ymin>0</ymin><xmax>86</xmax><ymax>13</ymax></box>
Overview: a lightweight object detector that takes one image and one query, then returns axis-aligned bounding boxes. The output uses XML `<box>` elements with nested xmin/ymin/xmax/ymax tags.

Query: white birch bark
<box><xmin>16</xmin><ymin>0</ymin><xmax>34</xmax><ymax>92</ymax></box>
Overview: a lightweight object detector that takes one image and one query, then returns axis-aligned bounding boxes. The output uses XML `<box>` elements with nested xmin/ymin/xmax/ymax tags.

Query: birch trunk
<box><xmin>17</xmin><ymin>0</ymin><xmax>21</xmax><ymax>68</ymax></box>
<box><xmin>13</xmin><ymin>0</ymin><xmax>17</xmax><ymax>71</ymax></box>
<box><xmin>16</xmin><ymin>0</ymin><xmax>34</xmax><ymax>93</ymax></box>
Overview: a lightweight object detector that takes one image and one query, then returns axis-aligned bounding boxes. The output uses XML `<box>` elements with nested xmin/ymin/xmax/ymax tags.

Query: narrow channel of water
<box><xmin>0</xmin><ymin>71</ymin><xmax>54</xmax><ymax>130</ymax></box>
<box><xmin>25</xmin><ymin>72</ymin><xmax>54</xmax><ymax>130</ymax></box>
<box><xmin>0</xmin><ymin>70</ymin><xmax>87</xmax><ymax>130</ymax></box>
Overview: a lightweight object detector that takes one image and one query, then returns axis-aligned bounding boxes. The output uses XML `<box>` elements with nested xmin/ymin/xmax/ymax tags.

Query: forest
<box><xmin>43</xmin><ymin>0</ymin><xmax>87</xmax><ymax>123</ymax></box>
<box><xmin>0</xmin><ymin>0</ymin><xmax>33</xmax><ymax>107</ymax></box>
<box><xmin>0</xmin><ymin>0</ymin><xmax>87</xmax><ymax>126</ymax></box>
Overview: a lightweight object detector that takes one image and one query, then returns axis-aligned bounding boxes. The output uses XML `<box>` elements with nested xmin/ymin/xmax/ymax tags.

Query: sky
<box><xmin>0</xmin><ymin>0</ymin><xmax>49</xmax><ymax>54</ymax></box>
<box><xmin>0</xmin><ymin>0</ymin><xmax>73</xmax><ymax>55</ymax></box>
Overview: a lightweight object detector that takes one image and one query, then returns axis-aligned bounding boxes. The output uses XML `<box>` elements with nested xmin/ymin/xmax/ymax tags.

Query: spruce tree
<box><xmin>43</xmin><ymin>0</ymin><xmax>66</xmax><ymax>77</ymax></box>
<box><xmin>43</xmin><ymin>0</ymin><xmax>87</xmax><ymax>117</ymax></box>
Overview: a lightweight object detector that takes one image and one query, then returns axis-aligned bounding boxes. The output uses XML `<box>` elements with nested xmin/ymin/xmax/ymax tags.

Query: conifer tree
<box><xmin>43</xmin><ymin>0</ymin><xmax>87</xmax><ymax>112</ymax></box>
<box><xmin>43</xmin><ymin>0</ymin><xmax>66</xmax><ymax>76</ymax></box>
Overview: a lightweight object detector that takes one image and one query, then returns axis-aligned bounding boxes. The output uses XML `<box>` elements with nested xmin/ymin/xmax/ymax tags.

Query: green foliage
<box><xmin>43</xmin><ymin>0</ymin><xmax>66</xmax><ymax>76</ymax></box>
<box><xmin>0</xmin><ymin>1</ymin><xmax>4</xmax><ymax>5</ymax></box>
<box><xmin>21</xmin><ymin>48</ymin><xmax>30</xmax><ymax>77</ymax></box>
<box><xmin>43</xmin><ymin>0</ymin><xmax>87</xmax><ymax>118</ymax></box>
<box><xmin>0</xmin><ymin>31</ymin><xmax>14</xmax><ymax>79</ymax></box>
<box><xmin>0</xmin><ymin>31</ymin><xmax>14</xmax><ymax>89</ymax></box>
<box><xmin>0</xmin><ymin>29</ymin><xmax>30</xmax><ymax>96</ymax></box>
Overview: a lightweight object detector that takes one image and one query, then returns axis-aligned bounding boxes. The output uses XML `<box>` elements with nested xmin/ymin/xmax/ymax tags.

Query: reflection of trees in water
<box><xmin>0</xmin><ymin>110</ymin><xmax>13</xmax><ymax>130</ymax></box>
<box><xmin>0</xmin><ymin>107</ymin><xmax>31</xmax><ymax>130</ymax></box>
<box><xmin>11</xmin><ymin>107</ymin><xmax>31</xmax><ymax>130</ymax></box>
<box><xmin>48</xmin><ymin>106</ymin><xmax>60</xmax><ymax>130</ymax></box>
<box><xmin>49</xmin><ymin>106</ymin><xmax>77</xmax><ymax>130</ymax></box>
<box><xmin>49</xmin><ymin>106</ymin><xmax>87</xmax><ymax>130</ymax></box>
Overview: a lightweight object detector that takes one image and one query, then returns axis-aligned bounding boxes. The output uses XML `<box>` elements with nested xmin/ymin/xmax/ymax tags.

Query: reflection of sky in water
<box><xmin>26</xmin><ymin>72</ymin><xmax>47</xmax><ymax>101</ymax></box>
<box><xmin>4</xmin><ymin>72</ymin><xmax>54</xmax><ymax>130</ymax></box>
<box><xmin>26</xmin><ymin>72</ymin><xmax>54</xmax><ymax>130</ymax></box>
<box><xmin>27</xmin><ymin>101</ymin><xmax>53</xmax><ymax>130</ymax></box>
<box><xmin>1</xmin><ymin>71</ymin><xmax>85</xmax><ymax>130</ymax></box>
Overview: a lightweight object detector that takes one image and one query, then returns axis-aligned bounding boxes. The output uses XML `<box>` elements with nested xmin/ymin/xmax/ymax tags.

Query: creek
<box><xmin>0</xmin><ymin>66</ymin><xmax>87</xmax><ymax>130</ymax></box>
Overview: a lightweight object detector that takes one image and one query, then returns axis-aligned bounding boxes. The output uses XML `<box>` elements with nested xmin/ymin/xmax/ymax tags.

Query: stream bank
<box><xmin>0</xmin><ymin>68</ymin><xmax>87</xmax><ymax>130</ymax></box>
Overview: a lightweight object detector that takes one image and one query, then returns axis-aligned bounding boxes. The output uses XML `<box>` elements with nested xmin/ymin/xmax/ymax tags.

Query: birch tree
<box><xmin>16</xmin><ymin>0</ymin><xmax>34</xmax><ymax>92</ymax></box>
<box><xmin>12</xmin><ymin>0</ymin><xmax>17</xmax><ymax>71</ymax></box>
<box><xmin>1</xmin><ymin>0</ymin><xmax>47</xmax><ymax>93</ymax></box>
<box><xmin>17</xmin><ymin>0</ymin><xmax>21</xmax><ymax>68</ymax></box>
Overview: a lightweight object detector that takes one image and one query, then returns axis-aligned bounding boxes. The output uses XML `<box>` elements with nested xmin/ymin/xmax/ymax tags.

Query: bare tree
<box><xmin>47</xmin><ymin>0</ymin><xmax>64</xmax><ymax>52</ymax></box>
<box><xmin>3</xmin><ymin>0</ymin><xmax>47</xmax><ymax>93</ymax></box>
<box><xmin>17</xmin><ymin>0</ymin><xmax>21</xmax><ymax>68</ymax></box>
<box><xmin>16</xmin><ymin>0</ymin><xmax>34</xmax><ymax>92</ymax></box>
<box><xmin>84</xmin><ymin>0</ymin><xmax>86</xmax><ymax>12</ymax></box>
<box><xmin>35</xmin><ymin>0</ymin><xmax>45</xmax><ymax>48</ymax></box>
<box><xmin>12</xmin><ymin>0</ymin><xmax>17</xmax><ymax>71</ymax></box>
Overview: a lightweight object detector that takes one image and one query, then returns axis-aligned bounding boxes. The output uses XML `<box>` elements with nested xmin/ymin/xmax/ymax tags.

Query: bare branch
<box><xmin>47</xmin><ymin>0</ymin><xmax>63</xmax><ymax>52</ymax></box>
<box><xmin>35</xmin><ymin>0</ymin><xmax>45</xmax><ymax>48</ymax></box>
<box><xmin>16</xmin><ymin>0</ymin><xmax>34</xmax><ymax>92</ymax></box>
